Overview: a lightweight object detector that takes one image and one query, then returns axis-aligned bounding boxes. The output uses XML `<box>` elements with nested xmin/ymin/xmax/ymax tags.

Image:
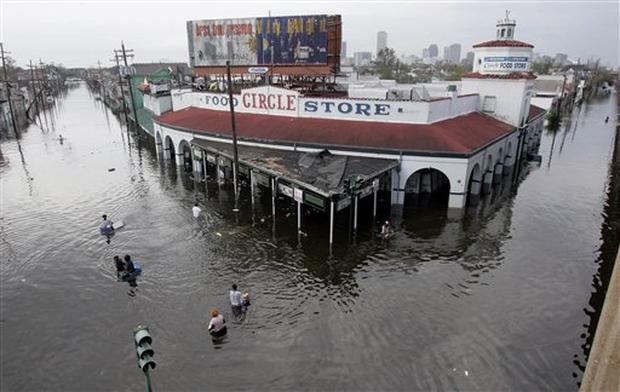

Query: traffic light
<box><xmin>133</xmin><ymin>325</ymin><xmax>156</xmax><ymax>372</ymax></box>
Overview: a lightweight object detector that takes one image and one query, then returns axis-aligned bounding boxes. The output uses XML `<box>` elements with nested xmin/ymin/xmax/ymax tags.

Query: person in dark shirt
<box><xmin>123</xmin><ymin>255</ymin><xmax>137</xmax><ymax>287</ymax></box>
<box><xmin>114</xmin><ymin>255</ymin><xmax>125</xmax><ymax>279</ymax></box>
<box><xmin>124</xmin><ymin>255</ymin><xmax>135</xmax><ymax>273</ymax></box>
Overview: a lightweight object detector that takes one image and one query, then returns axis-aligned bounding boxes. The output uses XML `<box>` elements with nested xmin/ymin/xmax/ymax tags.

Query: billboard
<box><xmin>187</xmin><ymin>15</ymin><xmax>329</xmax><ymax>67</ymax></box>
<box><xmin>482</xmin><ymin>56</ymin><xmax>529</xmax><ymax>72</ymax></box>
<box><xmin>187</xmin><ymin>18</ymin><xmax>256</xmax><ymax>66</ymax></box>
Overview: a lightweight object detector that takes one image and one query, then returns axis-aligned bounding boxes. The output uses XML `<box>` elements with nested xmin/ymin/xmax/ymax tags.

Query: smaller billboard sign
<box><xmin>482</xmin><ymin>56</ymin><xmax>529</xmax><ymax>72</ymax></box>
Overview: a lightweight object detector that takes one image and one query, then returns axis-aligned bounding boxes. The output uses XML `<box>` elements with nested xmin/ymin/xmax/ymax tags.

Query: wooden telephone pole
<box><xmin>113</xmin><ymin>42</ymin><xmax>139</xmax><ymax>130</ymax></box>
<box><xmin>226</xmin><ymin>60</ymin><xmax>240</xmax><ymax>212</ymax></box>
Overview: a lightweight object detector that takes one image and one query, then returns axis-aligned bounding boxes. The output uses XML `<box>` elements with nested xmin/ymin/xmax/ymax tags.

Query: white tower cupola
<box><xmin>496</xmin><ymin>10</ymin><xmax>516</xmax><ymax>40</ymax></box>
<box><xmin>462</xmin><ymin>11</ymin><xmax>537</xmax><ymax>127</ymax></box>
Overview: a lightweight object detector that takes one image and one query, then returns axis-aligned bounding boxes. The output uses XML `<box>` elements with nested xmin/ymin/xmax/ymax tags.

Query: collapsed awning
<box><xmin>190</xmin><ymin>138</ymin><xmax>399</xmax><ymax>199</ymax></box>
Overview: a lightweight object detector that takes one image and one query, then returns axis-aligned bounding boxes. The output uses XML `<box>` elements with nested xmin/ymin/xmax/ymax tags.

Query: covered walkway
<box><xmin>191</xmin><ymin>138</ymin><xmax>399</xmax><ymax>245</ymax></box>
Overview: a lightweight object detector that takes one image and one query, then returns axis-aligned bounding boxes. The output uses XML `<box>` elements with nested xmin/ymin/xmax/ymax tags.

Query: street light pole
<box><xmin>226</xmin><ymin>60</ymin><xmax>240</xmax><ymax>212</ymax></box>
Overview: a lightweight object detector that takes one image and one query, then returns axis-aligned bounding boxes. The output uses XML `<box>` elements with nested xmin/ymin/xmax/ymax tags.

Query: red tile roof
<box><xmin>472</xmin><ymin>39</ymin><xmax>534</xmax><ymax>48</ymax></box>
<box><xmin>154</xmin><ymin>108</ymin><xmax>515</xmax><ymax>156</ymax></box>
<box><xmin>528</xmin><ymin>104</ymin><xmax>546</xmax><ymax>122</ymax></box>
<box><xmin>463</xmin><ymin>72</ymin><xmax>537</xmax><ymax>80</ymax></box>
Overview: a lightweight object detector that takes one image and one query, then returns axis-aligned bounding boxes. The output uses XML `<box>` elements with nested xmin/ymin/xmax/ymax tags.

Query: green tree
<box><xmin>532</xmin><ymin>60</ymin><xmax>552</xmax><ymax>75</ymax></box>
<box><xmin>376</xmin><ymin>47</ymin><xmax>397</xmax><ymax>67</ymax></box>
<box><xmin>546</xmin><ymin>110</ymin><xmax>562</xmax><ymax>133</ymax></box>
<box><xmin>442</xmin><ymin>63</ymin><xmax>467</xmax><ymax>81</ymax></box>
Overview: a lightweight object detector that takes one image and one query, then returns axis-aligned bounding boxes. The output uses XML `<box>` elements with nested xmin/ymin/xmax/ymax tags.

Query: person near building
<box><xmin>381</xmin><ymin>220</ymin><xmax>393</xmax><ymax>239</ymax></box>
<box><xmin>192</xmin><ymin>203</ymin><xmax>202</xmax><ymax>218</ymax></box>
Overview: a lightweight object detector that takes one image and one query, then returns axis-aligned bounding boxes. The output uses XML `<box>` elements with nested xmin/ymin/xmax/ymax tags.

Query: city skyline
<box><xmin>1</xmin><ymin>1</ymin><xmax>617</xmax><ymax>68</ymax></box>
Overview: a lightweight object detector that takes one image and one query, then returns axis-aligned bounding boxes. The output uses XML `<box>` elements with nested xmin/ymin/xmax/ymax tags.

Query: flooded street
<box><xmin>1</xmin><ymin>83</ymin><xmax>617</xmax><ymax>390</ymax></box>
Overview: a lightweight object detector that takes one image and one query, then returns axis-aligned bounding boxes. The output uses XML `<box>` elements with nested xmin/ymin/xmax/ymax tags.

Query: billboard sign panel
<box><xmin>188</xmin><ymin>18</ymin><xmax>256</xmax><ymax>66</ymax></box>
<box><xmin>187</xmin><ymin>15</ymin><xmax>329</xmax><ymax>67</ymax></box>
<box><xmin>482</xmin><ymin>56</ymin><xmax>529</xmax><ymax>72</ymax></box>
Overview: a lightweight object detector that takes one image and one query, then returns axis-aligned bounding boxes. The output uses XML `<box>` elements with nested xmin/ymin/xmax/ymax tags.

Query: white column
<box><xmin>271</xmin><ymin>177</ymin><xmax>276</xmax><ymax>217</ymax></box>
<box><xmin>373</xmin><ymin>187</ymin><xmax>378</xmax><ymax>217</ymax></box>
<box><xmin>493</xmin><ymin>163</ymin><xmax>503</xmax><ymax>184</ymax></box>
<box><xmin>329</xmin><ymin>200</ymin><xmax>334</xmax><ymax>245</ymax></box>
<box><xmin>250</xmin><ymin>169</ymin><xmax>255</xmax><ymax>208</ymax></box>
<box><xmin>482</xmin><ymin>170</ymin><xmax>493</xmax><ymax>194</ymax></box>
<box><xmin>390</xmin><ymin>168</ymin><xmax>403</xmax><ymax>205</ymax></box>
<box><xmin>202</xmin><ymin>155</ymin><xmax>206</xmax><ymax>180</ymax></box>
<box><xmin>297</xmin><ymin>200</ymin><xmax>301</xmax><ymax>232</ymax></box>
<box><xmin>353</xmin><ymin>195</ymin><xmax>358</xmax><ymax>230</ymax></box>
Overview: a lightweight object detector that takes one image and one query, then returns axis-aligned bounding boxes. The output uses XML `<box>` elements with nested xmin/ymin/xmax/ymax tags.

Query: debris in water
<box><xmin>464</xmin><ymin>370</ymin><xmax>469</xmax><ymax>376</ymax></box>
<box><xmin>108</xmin><ymin>168</ymin><xmax>116</xmax><ymax>172</ymax></box>
<box><xmin>216</xmin><ymin>232</ymin><xmax>222</xmax><ymax>237</ymax></box>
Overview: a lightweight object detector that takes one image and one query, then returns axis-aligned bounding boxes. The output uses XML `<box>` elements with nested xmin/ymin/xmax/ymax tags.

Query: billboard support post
<box><xmin>226</xmin><ymin>60</ymin><xmax>240</xmax><ymax>213</ymax></box>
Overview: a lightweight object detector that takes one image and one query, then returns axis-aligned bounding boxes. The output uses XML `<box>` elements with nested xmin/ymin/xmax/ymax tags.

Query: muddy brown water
<box><xmin>0</xmin><ymin>84</ymin><xmax>617</xmax><ymax>391</ymax></box>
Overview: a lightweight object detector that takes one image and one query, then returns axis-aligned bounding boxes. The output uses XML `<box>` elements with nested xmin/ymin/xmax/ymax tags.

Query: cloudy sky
<box><xmin>1</xmin><ymin>0</ymin><xmax>618</xmax><ymax>68</ymax></box>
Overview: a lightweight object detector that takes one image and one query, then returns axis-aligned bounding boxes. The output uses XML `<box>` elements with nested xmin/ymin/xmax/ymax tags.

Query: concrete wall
<box><xmin>461</xmin><ymin>78</ymin><xmax>532</xmax><ymax>127</ymax></box>
<box><xmin>143</xmin><ymin>93</ymin><xmax>172</xmax><ymax>115</ymax></box>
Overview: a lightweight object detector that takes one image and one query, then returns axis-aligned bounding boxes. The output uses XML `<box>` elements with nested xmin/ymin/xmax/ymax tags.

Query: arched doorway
<box><xmin>178</xmin><ymin>140</ymin><xmax>192</xmax><ymax>172</ymax></box>
<box><xmin>402</xmin><ymin>168</ymin><xmax>451</xmax><ymax>234</ymax></box>
<box><xmin>467</xmin><ymin>163</ymin><xmax>482</xmax><ymax>206</ymax></box>
<box><xmin>403</xmin><ymin>168</ymin><xmax>450</xmax><ymax>208</ymax></box>
<box><xmin>164</xmin><ymin>135</ymin><xmax>175</xmax><ymax>163</ymax></box>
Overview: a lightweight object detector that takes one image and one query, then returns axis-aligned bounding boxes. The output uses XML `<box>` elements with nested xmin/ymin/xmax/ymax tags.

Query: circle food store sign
<box><xmin>483</xmin><ymin>56</ymin><xmax>529</xmax><ymax>72</ymax></box>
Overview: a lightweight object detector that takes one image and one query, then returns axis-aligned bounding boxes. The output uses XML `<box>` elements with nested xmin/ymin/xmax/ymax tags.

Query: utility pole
<box><xmin>114</xmin><ymin>42</ymin><xmax>139</xmax><ymax>130</ymax></box>
<box><xmin>97</xmin><ymin>60</ymin><xmax>105</xmax><ymax>98</ymax></box>
<box><xmin>226</xmin><ymin>60</ymin><xmax>240</xmax><ymax>212</ymax></box>
<box><xmin>36</xmin><ymin>62</ymin><xmax>50</xmax><ymax>130</ymax></box>
<box><xmin>111</xmin><ymin>54</ymin><xmax>130</xmax><ymax>125</ymax></box>
<box><xmin>28</xmin><ymin>60</ymin><xmax>42</xmax><ymax>126</ymax></box>
<box><xmin>1</xmin><ymin>43</ymin><xmax>19</xmax><ymax>136</ymax></box>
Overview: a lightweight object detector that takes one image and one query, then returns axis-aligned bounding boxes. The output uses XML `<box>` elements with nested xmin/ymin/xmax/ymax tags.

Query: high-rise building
<box><xmin>443</xmin><ymin>43</ymin><xmax>461</xmax><ymax>64</ymax></box>
<box><xmin>353</xmin><ymin>52</ymin><xmax>373</xmax><ymax>67</ymax></box>
<box><xmin>554</xmin><ymin>53</ymin><xmax>568</xmax><ymax>66</ymax></box>
<box><xmin>341</xmin><ymin>41</ymin><xmax>347</xmax><ymax>59</ymax></box>
<box><xmin>428</xmin><ymin>44</ymin><xmax>438</xmax><ymax>58</ymax></box>
<box><xmin>376</xmin><ymin>31</ymin><xmax>388</xmax><ymax>56</ymax></box>
<box><xmin>422</xmin><ymin>48</ymin><xmax>430</xmax><ymax>59</ymax></box>
<box><xmin>466</xmin><ymin>51</ymin><xmax>475</xmax><ymax>63</ymax></box>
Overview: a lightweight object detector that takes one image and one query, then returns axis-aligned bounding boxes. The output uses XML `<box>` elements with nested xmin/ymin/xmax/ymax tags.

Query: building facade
<box><xmin>137</xmin><ymin>13</ymin><xmax>545</xmax><ymax>230</ymax></box>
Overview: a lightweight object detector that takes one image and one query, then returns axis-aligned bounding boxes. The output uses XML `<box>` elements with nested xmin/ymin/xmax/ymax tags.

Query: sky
<box><xmin>1</xmin><ymin>0</ymin><xmax>618</xmax><ymax>69</ymax></box>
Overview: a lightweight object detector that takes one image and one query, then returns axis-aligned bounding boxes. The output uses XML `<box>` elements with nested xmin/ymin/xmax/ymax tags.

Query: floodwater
<box><xmin>1</xmin><ymin>83</ymin><xmax>617</xmax><ymax>391</ymax></box>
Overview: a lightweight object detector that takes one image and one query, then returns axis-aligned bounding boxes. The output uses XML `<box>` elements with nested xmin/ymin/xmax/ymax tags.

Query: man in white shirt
<box><xmin>192</xmin><ymin>203</ymin><xmax>202</xmax><ymax>218</ymax></box>
<box><xmin>230</xmin><ymin>283</ymin><xmax>242</xmax><ymax>316</ymax></box>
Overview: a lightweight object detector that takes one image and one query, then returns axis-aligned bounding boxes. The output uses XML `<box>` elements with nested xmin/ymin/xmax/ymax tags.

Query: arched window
<box><xmin>507</xmin><ymin>28</ymin><xmax>512</xmax><ymax>38</ymax></box>
<box><xmin>501</xmin><ymin>28</ymin><xmax>506</xmax><ymax>38</ymax></box>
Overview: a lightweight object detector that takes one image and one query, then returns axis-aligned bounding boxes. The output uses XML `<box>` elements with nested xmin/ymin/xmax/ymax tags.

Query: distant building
<box><xmin>554</xmin><ymin>53</ymin><xmax>568</xmax><ymax>66</ymax></box>
<box><xmin>422</xmin><ymin>48</ymin><xmax>430</xmax><ymax>58</ymax></box>
<box><xmin>443</xmin><ymin>43</ymin><xmax>461</xmax><ymax>64</ymax></box>
<box><xmin>341</xmin><ymin>41</ymin><xmax>347</xmax><ymax>59</ymax></box>
<box><xmin>353</xmin><ymin>52</ymin><xmax>373</xmax><ymax>67</ymax></box>
<box><xmin>376</xmin><ymin>31</ymin><xmax>388</xmax><ymax>56</ymax></box>
<box><xmin>428</xmin><ymin>44</ymin><xmax>439</xmax><ymax>58</ymax></box>
<box><xmin>466</xmin><ymin>51</ymin><xmax>475</xmax><ymax>63</ymax></box>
